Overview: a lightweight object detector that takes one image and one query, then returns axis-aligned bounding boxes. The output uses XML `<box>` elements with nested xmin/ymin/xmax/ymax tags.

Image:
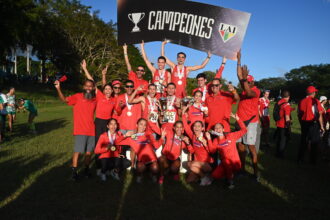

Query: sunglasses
<box><xmin>136</xmin><ymin>69</ymin><xmax>145</xmax><ymax>72</ymax></box>
<box><xmin>125</xmin><ymin>85</ymin><xmax>134</xmax><ymax>88</ymax></box>
<box><xmin>211</xmin><ymin>84</ymin><xmax>220</xmax><ymax>87</ymax></box>
<box><xmin>178</xmin><ymin>56</ymin><xmax>186</xmax><ymax>58</ymax></box>
<box><xmin>113</xmin><ymin>86</ymin><xmax>121</xmax><ymax>89</ymax></box>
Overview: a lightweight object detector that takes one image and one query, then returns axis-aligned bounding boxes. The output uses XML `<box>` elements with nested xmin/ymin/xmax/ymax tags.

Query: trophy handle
<box><xmin>128</xmin><ymin>13</ymin><xmax>133</xmax><ymax>22</ymax></box>
<box><xmin>140</xmin><ymin>12</ymin><xmax>145</xmax><ymax>21</ymax></box>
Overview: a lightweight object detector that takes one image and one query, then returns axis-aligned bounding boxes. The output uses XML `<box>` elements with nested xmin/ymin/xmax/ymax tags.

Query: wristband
<box><xmin>207</xmin><ymin>56</ymin><xmax>211</xmax><ymax>59</ymax></box>
<box><xmin>240</xmin><ymin>79</ymin><xmax>247</xmax><ymax>83</ymax></box>
<box><xmin>237</xmin><ymin>63</ymin><xmax>241</xmax><ymax>66</ymax></box>
<box><xmin>222</xmin><ymin>62</ymin><xmax>226</xmax><ymax>65</ymax></box>
<box><xmin>124</xmin><ymin>53</ymin><xmax>127</xmax><ymax>56</ymax></box>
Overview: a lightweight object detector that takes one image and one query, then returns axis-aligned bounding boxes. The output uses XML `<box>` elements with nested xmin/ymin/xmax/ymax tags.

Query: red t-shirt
<box><xmin>161</xmin><ymin>96</ymin><xmax>179</xmax><ymax>131</ymax></box>
<box><xmin>95</xmin><ymin>90</ymin><xmax>116</xmax><ymax>120</ymax></box>
<box><xmin>276</xmin><ymin>99</ymin><xmax>291</xmax><ymax>128</ymax></box>
<box><xmin>143</xmin><ymin>96</ymin><xmax>161</xmax><ymax>135</ymax></box>
<box><xmin>205</xmin><ymin>91</ymin><xmax>235</xmax><ymax>132</ymax></box>
<box><xmin>128</xmin><ymin>71</ymin><xmax>149</xmax><ymax>94</ymax></box>
<box><xmin>115</xmin><ymin>93</ymin><xmax>142</xmax><ymax>130</ymax></box>
<box><xmin>187</xmin><ymin>104</ymin><xmax>206</xmax><ymax>125</ymax></box>
<box><xmin>122</xmin><ymin>133</ymin><xmax>160</xmax><ymax>163</ymax></box>
<box><xmin>259</xmin><ymin>97</ymin><xmax>270</xmax><ymax>117</ymax></box>
<box><xmin>94</xmin><ymin>131</ymin><xmax>125</xmax><ymax>159</ymax></box>
<box><xmin>172</xmin><ymin>65</ymin><xmax>187</xmax><ymax>98</ymax></box>
<box><xmin>66</xmin><ymin>93</ymin><xmax>96</xmax><ymax>136</ymax></box>
<box><xmin>159</xmin><ymin>130</ymin><xmax>187</xmax><ymax>161</ymax></box>
<box><xmin>298</xmin><ymin>96</ymin><xmax>323</xmax><ymax>122</ymax></box>
<box><xmin>237</xmin><ymin>86</ymin><xmax>261</xmax><ymax>123</ymax></box>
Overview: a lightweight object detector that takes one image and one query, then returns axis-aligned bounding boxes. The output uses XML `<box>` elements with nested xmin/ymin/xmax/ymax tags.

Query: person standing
<box><xmin>0</xmin><ymin>89</ymin><xmax>8</xmax><ymax>139</ymax></box>
<box><xmin>274</xmin><ymin>91</ymin><xmax>292</xmax><ymax>158</ymax></box>
<box><xmin>18</xmin><ymin>98</ymin><xmax>38</xmax><ymax>134</ymax></box>
<box><xmin>236</xmin><ymin>51</ymin><xmax>261</xmax><ymax>181</ymax></box>
<box><xmin>259</xmin><ymin>90</ymin><xmax>270</xmax><ymax>148</ymax></box>
<box><xmin>161</xmin><ymin>40</ymin><xmax>211</xmax><ymax>98</ymax></box>
<box><xmin>54</xmin><ymin>80</ymin><xmax>96</xmax><ymax>180</ymax></box>
<box><xmin>298</xmin><ymin>86</ymin><xmax>325</xmax><ymax>164</ymax></box>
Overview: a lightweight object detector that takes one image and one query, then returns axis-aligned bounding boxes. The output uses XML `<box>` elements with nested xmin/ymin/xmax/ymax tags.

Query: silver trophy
<box><xmin>181</xmin><ymin>97</ymin><xmax>194</xmax><ymax>107</ymax></box>
<box><xmin>128</xmin><ymin>12</ymin><xmax>145</xmax><ymax>32</ymax></box>
<box><xmin>159</xmin><ymin>97</ymin><xmax>167</xmax><ymax>112</ymax></box>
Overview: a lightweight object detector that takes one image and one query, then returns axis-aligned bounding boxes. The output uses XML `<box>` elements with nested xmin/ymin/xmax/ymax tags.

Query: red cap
<box><xmin>112</xmin><ymin>80</ymin><xmax>122</xmax><ymax>86</ymax></box>
<box><xmin>59</xmin><ymin>75</ymin><xmax>67</xmax><ymax>82</ymax></box>
<box><xmin>247</xmin><ymin>75</ymin><xmax>254</xmax><ymax>82</ymax></box>
<box><xmin>306</xmin><ymin>86</ymin><xmax>318</xmax><ymax>93</ymax></box>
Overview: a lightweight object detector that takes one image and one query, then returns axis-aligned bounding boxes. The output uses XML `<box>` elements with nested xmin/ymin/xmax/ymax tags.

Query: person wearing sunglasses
<box><xmin>140</xmin><ymin>41</ymin><xmax>171</xmax><ymax>98</ymax></box>
<box><xmin>236</xmin><ymin>50</ymin><xmax>261</xmax><ymax>182</ymax></box>
<box><xmin>161</xmin><ymin>40</ymin><xmax>212</xmax><ymax>98</ymax></box>
<box><xmin>205</xmin><ymin>78</ymin><xmax>239</xmax><ymax>133</ymax></box>
<box><xmin>192</xmin><ymin>57</ymin><xmax>227</xmax><ymax>103</ymax></box>
<box><xmin>123</xmin><ymin>44</ymin><xmax>148</xmax><ymax>95</ymax></box>
<box><xmin>111</xmin><ymin>80</ymin><xmax>122</xmax><ymax>121</ymax></box>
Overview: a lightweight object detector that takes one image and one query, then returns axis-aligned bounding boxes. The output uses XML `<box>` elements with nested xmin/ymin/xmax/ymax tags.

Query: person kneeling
<box><xmin>94</xmin><ymin>118</ymin><xmax>131</xmax><ymax>181</ymax></box>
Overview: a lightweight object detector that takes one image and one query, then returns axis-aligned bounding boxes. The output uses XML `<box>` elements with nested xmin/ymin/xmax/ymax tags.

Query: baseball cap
<box><xmin>247</xmin><ymin>75</ymin><xmax>254</xmax><ymax>82</ymax></box>
<box><xmin>320</xmin><ymin>96</ymin><xmax>327</xmax><ymax>102</ymax></box>
<box><xmin>306</xmin><ymin>86</ymin><xmax>318</xmax><ymax>93</ymax></box>
<box><xmin>112</xmin><ymin>80</ymin><xmax>122</xmax><ymax>86</ymax></box>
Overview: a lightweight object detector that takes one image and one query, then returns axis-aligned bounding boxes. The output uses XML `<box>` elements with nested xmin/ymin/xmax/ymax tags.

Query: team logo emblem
<box><xmin>219</xmin><ymin>23</ymin><xmax>237</xmax><ymax>43</ymax></box>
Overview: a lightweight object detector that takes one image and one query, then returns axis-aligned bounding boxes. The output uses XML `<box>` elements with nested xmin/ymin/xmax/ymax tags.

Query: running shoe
<box><xmin>110</xmin><ymin>170</ymin><xmax>120</xmax><ymax>181</ymax></box>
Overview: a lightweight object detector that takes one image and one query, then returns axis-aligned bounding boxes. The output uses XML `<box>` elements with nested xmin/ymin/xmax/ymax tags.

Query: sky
<box><xmin>81</xmin><ymin>0</ymin><xmax>330</xmax><ymax>84</ymax></box>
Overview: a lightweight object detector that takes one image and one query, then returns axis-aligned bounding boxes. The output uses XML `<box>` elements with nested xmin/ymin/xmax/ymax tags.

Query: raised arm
<box><xmin>54</xmin><ymin>80</ymin><xmax>67</xmax><ymax>103</ymax></box>
<box><xmin>123</xmin><ymin>44</ymin><xmax>132</xmax><ymax>72</ymax></box>
<box><xmin>128</xmin><ymin>86</ymin><xmax>145</xmax><ymax>104</ymax></box>
<box><xmin>161</xmin><ymin>40</ymin><xmax>176</xmax><ymax>69</ymax></box>
<box><xmin>182</xmin><ymin>114</ymin><xmax>193</xmax><ymax>139</ymax></box>
<box><xmin>186</xmin><ymin>51</ymin><xmax>211</xmax><ymax>73</ymax></box>
<box><xmin>101</xmin><ymin>65</ymin><xmax>108</xmax><ymax>87</ymax></box>
<box><xmin>214</xmin><ymin>56</ymin><xmax>226</xmax><ymax>79</ymax></box>
<box><xmin>81</xmin><ymin>59</ymin><xmax>94</xmax><ymax>81</ymax></box>
<box><xmin>229</xmin><ymin>114</ymin><xmax>247</xmax><ymax>140</ymax></box>
<box><xmin>228</xmin><ymin>83</ymin><xmax>240</xmax><ymax>102</ymax></box>
<box><xmin>239</xmin><ymin>65</ymin><xmax>257</xmax><ymax>98</ymax></box>
<box><xmin>140</xmin><ymin>41</ymin><xmax>156</xmax><ymax>74</ymax></box>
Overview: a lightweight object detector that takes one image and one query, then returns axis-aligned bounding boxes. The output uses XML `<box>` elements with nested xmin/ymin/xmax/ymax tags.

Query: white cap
<box><xmin>320</xmin><ymin>96</ymin><xmax>327</xmax><ymax>102</ymax></box>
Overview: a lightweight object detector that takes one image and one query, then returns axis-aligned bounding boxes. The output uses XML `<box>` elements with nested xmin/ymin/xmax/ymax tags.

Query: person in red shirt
<box><xmin>207</xmin><ymin>113</ymin><xmax>247</xmax><ymax>189</ymax></box>
<box><xmin>157</xmin><ymin>121</ymin><xmax>190</xmax><ymax>184</ymax></box>
<box><xmin>182</xmin><ymin>90</ymin><xmax>208</xmax><ymax>125</ymax></box>
<box><xmin>275</xmin><ymin>91</ymin><xmax>292</xmax><ymax>158</ymax></box>
<box><xmin>140</xmin><ymin>41</ymin><xmax>171</xmax><ymax>98</ymax></box>
<box><xmin>161</xmin><ymin>83</ymin><xmax>181</xmax><ymax>131</ymax></box>
<box><xmin>123</xmin><ymin>44</ymin><xmax>149</xmax><ymax>95</ymax></box>
<box><xmin>259</xmin><ymin>90</ymin><xmax>271</xmax><ymax>148</ymax></box>
<box><xmin>54</xmin><ymin>79</ymin><xmax>96</xmax><ymax>181</ymax></box>
<box><xmin>161</xmin><ymin>40</ymin><xmax>211</xmax><ymax>98</ymax></box>
<box><xmin>182</xmin><ymin>115</ymin><xmax>214</xmax><ymax>186</ymax></box>
<box><xmin>298</xmin><ymin>86</ymin><xmax>325</xmax><ymax>164</ymax></box>
<box><xmin>94</xmin><ymin>118</ymin><xmax>131</xmax><ymax>181</ymax></box>
<box><xmin>128</xmin><ymin>84</ymin><xmax>161</xmax><ymax>136</ymax></box>
<box><xmin>236</xmin><ymin>52</ymin><xmax>261</xmax><ymax>181</ymax></box>
<box><xmin>118</xmin><ymin>118</ymin><xmax>160</xmax><ymax>183</ymax></box>
<box><xmin>192</xmin><ymin>57</ymin><xmax>227</xmax><ymax>102</ymax></box>
<box><xmin>111</xmin><ymin>80</ymin><xmax>122</xmax><ymax>120</ymax></box>
<box><xmin>205</xmin><ymin>78</ymin><xmax>239</xmax><ymax>132</ymax></box>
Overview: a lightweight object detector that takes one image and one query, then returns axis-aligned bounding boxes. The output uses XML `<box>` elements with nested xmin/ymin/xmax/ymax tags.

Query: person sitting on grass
<box><xmin>157</xmin><ymin>121</ymin><xmax>190</xmax><ymax>184</ymax></box>
<box><xmin>18</xmin><ymin>98</ymin><xmax>38</xmax><ymax>134</ymax></box>
<box><xmin>118</xmin><ymin>118</ymin><xmax>160</xmax><ymax>183</ymax></box>
<box><xmin>94</xmin><ymin>118</ymin><xmax>131</xmax><ymax>182</ymax></box>
<box><xmin>182</xmin><ymin>115</ymin><xmax>214</xmax><ymax>186</ymax></box>
<box><xmin>206</xmin><ymin>113</ymin><xmax>247</xmax><ymax>189</ymax></box>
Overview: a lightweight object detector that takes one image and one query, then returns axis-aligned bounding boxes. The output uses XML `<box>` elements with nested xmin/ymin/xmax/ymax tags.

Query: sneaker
<box><xmin>100</xmin><ymin>173</ymin><xmax>107</xmax><ymax>182</ymax></box>
<box><xmin>254</xmin><ymin>175</ymin><xmax>261</xmax><ymax>183</ymax></box>
<box><xmin>227</xmin><ymin>179</ymin><xmax>235</xmax><ymax>189</ymax></box>
<box><xmin>158</xmin><ymin>176</ymin><xmax>164</xmax><ymax>184</ymax></box>
<box><xmin>200</xmin><ymin>176</ymin><xmax>212</xmax><ymax>186</ymax></box>
<box><xmin>136</xmin><ymin>176</ymin><xmax>143</xmax><ymax>184</ymax></box>
<box><xmin>96</xmin><ymin>169</ymin><xmax>102</xmax><ymax>177</ymax></box>
<box><xmin>110</xmin><ymin>170</ymin><xmax>120</xmax><ymax>181</ymax></box>
<box><xmin>71</xmin><ymin>168</ymin><xmax>79</xmax><ymax>181</ymax></box>
<box><xmin>173</xmin><ymin>174</ymin><xmax>180</xmax><ymax>181</ymax></box>
<box><xmin>152</xmin><ymin>175</ymin><xmax>158</xmax><ymax>183</ymax></box>
<box><xmin>83</xmin><ymin>167</ymin><xmax>92</xmax><ymax>178</ymax></box>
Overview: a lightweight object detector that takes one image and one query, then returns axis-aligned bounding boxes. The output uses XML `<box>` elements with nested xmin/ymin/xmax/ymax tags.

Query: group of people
<box><xmin>53</xmin><ymin>41</ymin><xmax>329</xmax><ymax>188</ymax></box>
<box><xmin>0</xmin><ymin>87</ymin><xmax>38</xmax><ymax>142</ymax></box>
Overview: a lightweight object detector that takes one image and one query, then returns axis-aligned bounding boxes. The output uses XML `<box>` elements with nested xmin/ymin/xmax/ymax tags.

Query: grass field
<box><xmin>1</xmin><ymin>88</ymin><xmax>330</xmax><ymax>220</ymax></box>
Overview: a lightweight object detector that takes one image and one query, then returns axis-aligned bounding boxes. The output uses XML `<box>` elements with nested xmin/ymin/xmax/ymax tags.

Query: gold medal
<box><xmin>110</xmin><ymin>146</ymin><xmax>117</xmax><ymax>152</ymax></box>
<box><xmin>127</xmin><ymin>111</ymin><xmax>132</xmax><ymax>116</ymax></box>
<box><xmin>178</xmin><ymin>80</ymin><xmax>182</xmax><ymax>85</ymax></box>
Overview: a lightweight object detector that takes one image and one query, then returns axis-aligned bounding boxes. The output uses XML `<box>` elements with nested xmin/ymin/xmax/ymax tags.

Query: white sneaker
<box><xmin>96</xmin><ymin>169</ymin><xmax>102</xmax><ymax>177</ymax></box>
<box><xmin>100</xmin><ymin>173</ymin><xmax>107</xmax><ymax>182</ymax></box>
<box><xmin>110</xmin><ymin>170</ymin><xmax>120</xmax><ymax>181</ymax></box>
<box><xmin>200</xmin><ymin>176</ymin><xmax>212</xmax><ymax>186</ymax></box>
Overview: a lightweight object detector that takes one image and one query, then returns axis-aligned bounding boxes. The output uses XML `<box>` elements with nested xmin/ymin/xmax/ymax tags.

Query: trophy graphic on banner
<box><xmin>128</xmin><ymin>12</ymin><xmax>145</xmax><ymax>32</ymax></box>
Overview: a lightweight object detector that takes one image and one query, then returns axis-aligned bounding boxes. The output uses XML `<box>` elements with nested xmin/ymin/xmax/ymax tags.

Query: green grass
<box><xmin>1</xmin><ymin>91</ymin><xmax>330</xmax><ymax>219</ymax></box>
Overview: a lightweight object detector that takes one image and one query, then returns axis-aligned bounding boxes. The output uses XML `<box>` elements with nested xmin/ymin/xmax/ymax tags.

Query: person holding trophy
<box><xmin>140</xmin><ymin>41</ymin><xmax>171</xmax><ymax>98</ymax></box>
<box><xmin>160</xmin><ymin>83</ymin><xmax>181</xmax><ymax>131</ymax></box>
<box><xmin>161</xmin><ymin>40</ymin><xmax>212</xmax><ymax>98</ymax></box>
<box><xmin>182</xmin><ymin>90</ymin><xmax>208</xmax><ymax>125</ymax></box>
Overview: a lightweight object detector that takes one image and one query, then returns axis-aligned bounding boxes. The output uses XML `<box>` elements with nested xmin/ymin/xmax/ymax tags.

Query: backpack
<box><xmin>273</xmin><ymin>102</ymin><xmax>287</xmax><ymax>121</ymax></box>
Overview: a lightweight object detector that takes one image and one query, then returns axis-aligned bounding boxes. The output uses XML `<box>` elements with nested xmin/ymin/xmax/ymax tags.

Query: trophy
<box><xmin>128</xmin><ymin>12</ymin><xmax>145</xmax><ymax>32</ymax></box>
<box><xmin>181</xmin><ymin>96</ymin><xmax>193</xmax><ymax>107</ymax></box>
<box><xmin>159</xmin><ymin>97</ymin><xmax>167</xmax><ymax>112</ymax></box>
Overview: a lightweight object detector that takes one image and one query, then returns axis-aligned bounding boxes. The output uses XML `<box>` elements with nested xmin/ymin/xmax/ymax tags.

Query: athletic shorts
<box><xmin>237</xmin><ymin>122</ymin><xmax>259</xmax><ymax>145</ymax></box>
<box><xmin>74</xmin><ymin>135</ymin><xmax>95</xmax><ymax>153</ymax></box>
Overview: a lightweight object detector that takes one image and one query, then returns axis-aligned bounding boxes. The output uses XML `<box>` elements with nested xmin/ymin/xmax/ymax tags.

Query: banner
<box><xmin>117</xmin><ymin>0</ymin><xmax>251</xmax><ymax>60</ymax></box>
